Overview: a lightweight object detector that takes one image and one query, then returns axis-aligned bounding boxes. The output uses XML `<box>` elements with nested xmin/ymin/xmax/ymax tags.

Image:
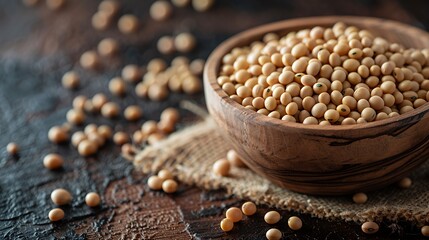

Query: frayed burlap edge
<box><xmin>132</xmin><ymin>117</ymin><xmax>429</xmax><ymax>225</ymax></box>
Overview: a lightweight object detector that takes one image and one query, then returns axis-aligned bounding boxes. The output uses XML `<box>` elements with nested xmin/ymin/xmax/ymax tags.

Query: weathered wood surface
<box><xmin>0</xmin><ymin>0</ymin><xmax>428</xmax><ymax>239</ymax></box>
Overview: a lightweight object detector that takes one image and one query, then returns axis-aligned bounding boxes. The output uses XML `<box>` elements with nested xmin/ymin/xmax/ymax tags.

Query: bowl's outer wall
<box><xmin>204</xmin><ymin>16</ymin><xmax>429</xmax><ymax>195</ymax></box>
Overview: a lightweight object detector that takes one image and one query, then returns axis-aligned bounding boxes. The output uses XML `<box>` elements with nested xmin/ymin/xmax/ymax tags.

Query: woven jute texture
<box><xmin>132</xmin><ymin>117</ymin><xmax>429</xmax><ymax>225</ymax></box>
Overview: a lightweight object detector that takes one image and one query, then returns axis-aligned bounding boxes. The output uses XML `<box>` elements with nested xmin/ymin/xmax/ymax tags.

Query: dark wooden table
<box><xmin>1</xmin><ymin>0</ymin><xmax>428</xmax><ymax>239</ymax></box>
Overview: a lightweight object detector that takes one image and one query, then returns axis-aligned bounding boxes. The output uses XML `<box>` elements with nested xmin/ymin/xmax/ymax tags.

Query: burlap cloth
<box><xmin>132</xmin><ymin>117</ymin><xmax>429</xmax><ymax>225</ymax></box>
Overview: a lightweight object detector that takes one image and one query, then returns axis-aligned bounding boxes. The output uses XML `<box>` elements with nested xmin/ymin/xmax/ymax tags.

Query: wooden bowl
<box><xmin>203</xmin><ymin>16</ymin><xmax>429</xmax><ymax>195</ymax></box>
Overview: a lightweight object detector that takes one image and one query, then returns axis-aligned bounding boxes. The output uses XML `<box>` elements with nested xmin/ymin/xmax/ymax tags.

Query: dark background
<box><xmin>1</xmin><ymin>0</ymin><xmax>429</xmax><ymax>239</ymax></box>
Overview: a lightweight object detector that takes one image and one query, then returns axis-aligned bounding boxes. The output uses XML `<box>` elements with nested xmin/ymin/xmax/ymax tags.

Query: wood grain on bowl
<box><xmin>204</xmin><ymin>16</ymin><xmax>429</xmax><ymax>195</ymax></box>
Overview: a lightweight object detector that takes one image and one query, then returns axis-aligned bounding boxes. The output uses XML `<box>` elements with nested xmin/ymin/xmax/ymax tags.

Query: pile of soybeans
<box><xmin>217</xmin><ymin>22</ymin><xmax>429</xmax><ymax>125</ymax></box>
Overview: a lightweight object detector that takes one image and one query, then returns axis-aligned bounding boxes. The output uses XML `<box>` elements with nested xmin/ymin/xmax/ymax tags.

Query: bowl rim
<box><xmin>204</xmin><ymin>16</ymin><xmax>429</xmax><ymax>131</ymax></box>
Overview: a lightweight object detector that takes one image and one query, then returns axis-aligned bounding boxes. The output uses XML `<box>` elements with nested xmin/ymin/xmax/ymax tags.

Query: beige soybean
<box><xmin>236</xmin><ymin>86</ymin><xmax>252</xmax><ymax>98</ymax></box>
<box><xmin>158</xmin><ymin>169</ymin><xmax>174</xmax><ymax>181</ymax></box>
<box><xmin>324</xmin><ymin>109</ymin><xmax>340</xmax><ymax>123</ymax></box>
<box><xmin>72</xmin><ymin>95</ymin><xmax>87</xmax><ymax>111</ymax></box>
<box><xmin>220</xmin><ymin>218</ymin><xmax>234</xmax><ymax>232</ymax></box>
<box><xmin>301</xmin><ymin>75</ymin><xmax>316</xmax><ymax>86</ymax></box>
<box><xmin>286</xmin><ymin>84</ymin><xmax>300</xmax><ymax>97</ymax></box>
<box><xmin>162</xmin><ymin>179</ymin><xmax>178</xmax><ymax>193</ymax></box>
<box><xmin>217</xmin><ymin>23</ymin><xmax>429</xmax><ymax>125</ymax></box>
<box><xmin>288</xmin><ymin>216</ymin><xmax>303</xmax><ymax>230</ymax></box>
<box><xmin>330</xmin><ymin>91</ymin><xmax>343</xmax><ymax>105</ymax></box>
<box><xmin>192</xmin><ymin>0</ymin><xmax>215</xmax><ymax>12</ymax></box>
<box><xmin>97</xmin><ymin>125</ymin><xmax>112</xmax><ymax>140</ymax></box>
<box><xmin>361</xmin><ymin>221</ymin><xmax>379</xmax><ymax>234</ymax></box>
<box><xmin>291</xmin><ymin>59</ymin><xmax>307</xmax><ymax>73</ymax></box>
<box><xmin>92</xmin><ymin>93</ymin><xmax>108</xmax><ymax>112</ymax></box>
<box><xmin>353</xmin><ymin>88</ymin><xmax>370</xmax><ymax>101</ymax></box>
<box><xmin>313</xmin><ymin>82</ymin><xmax>327</xmax><ymax>94</ymax></box>
<box><xmin>46</xmin><ymin>0</ymin><xmax>65</xmax><ymax>10</ymax></box>
<box><xmin>148</xmin><ymin>84</ymin><xmax>169</xmax><ymax>101</ymax></box>
<box><xmin>400</xmin><ymin>105</ymin><xmax>414</xmax><ymax>114</ymax></box>
<box><xmin>282</xmin><ymin>115</ymin><xmax>297</xmax><ymax>122</ymax></box>
<box><xmin>311</xmin><ymin>103</ymin><xmax>327</xmax><ymax>118</ymax></box>
<box><xmin>381</xmin><ymin>61</ymin><xmax>395</xmax><ymax>75</ymax></box>
<box><xmin>84</xmin><ymin>124</ymin><xmax>98</xmax><ymax>135</ymax></box>
<box><xmin>148</xmin><ymin>175</ymin><xmax>163</xmax><ymax>190</ymax></box>
<box><xmin>119</xmin><ymin>143</ymin><xmax>133</xmax><ymax>155</ymax></box>
<box><xmin>241</xmin><ymin>201</ymin><xmax>257</xmax><ymax>216</ymax></box>
<box><xmin>318</xmin><ymin>92</ymin><xmax>331</xmax><ymax>105</ymax></box>
<box><xmin>298</xmin><ymin>110</ymin><xmax>310</xmax><ymax>123</ymax></box>
<box><xmin>175</xmin><ymin>33</ymin><xmax>196</xmax><ymax>53</ymax></box>
<box><xmin>329</xmin><ymin>52</ymin><xmax>341</xmax><ymax>67</ymax></box>
<box><xmin>132</xmin><ymin>131</ymin><xmax>145</xmax><ymax>145</ymax></box>
<box><xmin>86</xmin><ymin>132</ymin><xmax>105</xmax><ymax>147</ymax></box>
<box><xmin>213</xmin><ymin>158</ymin><xmax>230</xmax><ymax>176</ymax></box>
<box><xmin>135</xmin><ymin>83</ymin><xmax>149</xmax><ymax>98</ymax></box>
<box><xmin>302</xmin><ymin>96</ymin><xmax>316</xmax><ymax>111</ymax></box>
<box><xmin>352</xmin><ymin>192</ymin><xmax>368</xmax><ymax>204</ymax></box>
<box><xmin>421</xmin><ymin>226</ymin><xmax>429</xmax><ymax>237</ymax></box>
<box><xmin>342</xmin><ymin>96</ymin><xmax>357</xmax><ymax>110</ymax></box>
<box><xmin>291</xmin><ymin>43</ymin><xmax>307</xmax><ymax>58</ymax></box>
<box><xmin>66</xmin><ymin>109</ymin><xmax>85</xmax><ymax>125</ymax></box>
<box><xmin>51</xmin><ymin>188</ymin><xmax>72</xmax><ymax>205</ymax></box>
<box><xmin>80</xmin><ymin>51</ymin><xmax>99</xmax><ymax>70</ymax></box>
<box><xmin>341</xmin><ymin>117</ymin><xmax>356</xmax><ymax>125</ymax></box>
<box><xmin>6</xmin><ymin>142</ymin><xmax>19</xmax><ymax>155</ymax></box>
<box><xmin>85</xmin><ymin>192</ymin><xmax>101</xmax><ymax>207</ymax></box>
<box><xmin>99</xmin><ymin>0</ymin><xmax>120</xmax><ymax>17</ymax></box>
<box><xmin>113</xmin><ymin>132</ymin><xmax>129</xmax><ymax>145</ymax></box>
<box><xmin>268</xmin><ymin>111</ymin><xmax>280</xmax><ymax>119</ymax></box>
<box><xmin>49</xmin><ymin>208</ymin><xmax>65</xmax><ymax>222</ymax></box>
<box><xmin>43</xmin><ymin>154</ymin><xmax>64</xmax><ymax>170</ymax></box>
<box><xmin>343</xmin><ymin>59</ymin><xmax>360</xmax><ymax>72</ymax></box>
<box><xmin>264</xmin><ymin>211</ymin><xmax>281</xmax><ymax>224</ymax></box>
<box><xmin>78</xmin><ymin>140</ymin><xmax>98</xmax><ymax>156</ymax></box>
<box><xmin>226</xmin><ymin>207</ymin><xmax>242</xmax><ymax>222</ymax></box>
<box><xmin>157</xmin><ymin>36</ymin><xmax>175</xmax><ymax>54</ymax></box>
<box><xmin>319</xmin><ymin>120</ymin><xmax>331</xmax><ymax>125</ymax></box>
<box><xmin>124</xmin><ymin>105</ymin><xmax>142</xmax><ymax>121</ymax></box>
<box><xmin>380</xmin><ymin>81</ymin><xmax>396</xmax><ymax>94</ymax></box>
<box><xmin>71</xmin><ymin>131</ymin><xmax>86</xmax><ymax>148</ymax></box>
<box><xmin>92</xmin><ymin>11</ymin><xmax>111</xmax><ymax>30</ymax></box>
<box><xmin>356</xmin><ymin>98</ymin><xmax>369</xmax><ymax>111</ymax></box>
<box><xmin>101</xmin><ymin>102</ymin><xmax>120</xmax><ymax>118</ymax></box>
<box><xmin>414</xmin><ymin>98</ymin><xmax>427</xmax><ymax>108</ymax></box>
<box><xmin>109</xmin><ymin>77</ymin><xmax>126</xmax><ymax>96</ymax></box>
<box><xmin>397</xmin><ymin>177</ymin><xmax>412</xmax><ymax>189</ymax></box>
<box><xmin>23</xmin><ymin>0</ymin><xmax>40</xmax><ymax>7</ymax></box>
<box><xmin>226</xmin><ymin>149</ymin><xmax>245</xmax><ymax>167</ymax></box>
<box><xmin>62</xmin><ymin>71</ymin><xmax>80</xmax><ymax>89</ymax></box>
<box><xmin>286</xmin><ymin>102</ymin><xmax>298</xmax><ymax>115</ymax></box>
<box><xmin>161</xmin><ymin>108</ymin><xmax>180</xmax><ymax>124</ymax></box>
<box><xmin>303</xmin><ymin>116</ymin><xmax>318</xmax><ymax>125</ymax></box>
<box><xmin>98</xmin><ymin>38</ymin><xmax>119</xmax><ymax>57</ymax></box>
<box><xmin>361</xmin><ymin>107</ymin><xmax>377</xmax><ymax>122</ymax></box>
<box><xmin>300</xmin><ymin>86</ymin><xmax>313</xmax><ymax>98</ymax></box>
<box><xmin>147</xmin><ymin>133</ymin><xmax>166</xmax><ymax>145</ymax></box>
<box><xmin>264</xmin><ymin>97</ymin><xmax>277</xmax><ymax>111</ymax></box>
<box><xmin>122</xmin><ymin>64</ymin><xmax>142</xmax><ymax>83</ymax></box>
<box><xmin>369</xmin><ymin>96</ymin><xmax>384</xmax><ymax>110</ymax></box>
<box><xmin>172</xmin><ymin>0</ymin><xmax>190</xmax><ymax>7</ymax></box>
<box><xmin>118</xmin><ymin>14</ymin><xmax>139</xmax><ymax>34</ymax></box>
<box><xmin>141</xmin><ymin>121</ymin><xmax>158</xmax><ymax>135</ymax></box>
<box><xmin>150</xmin><ymin>1</ymin><xmax>172</xmax><ymax>21</ymax></box>
<box><xmin>266</xmin><ymin>228</ymin><xmax>282</xmax><ymax>240</ymax></box>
